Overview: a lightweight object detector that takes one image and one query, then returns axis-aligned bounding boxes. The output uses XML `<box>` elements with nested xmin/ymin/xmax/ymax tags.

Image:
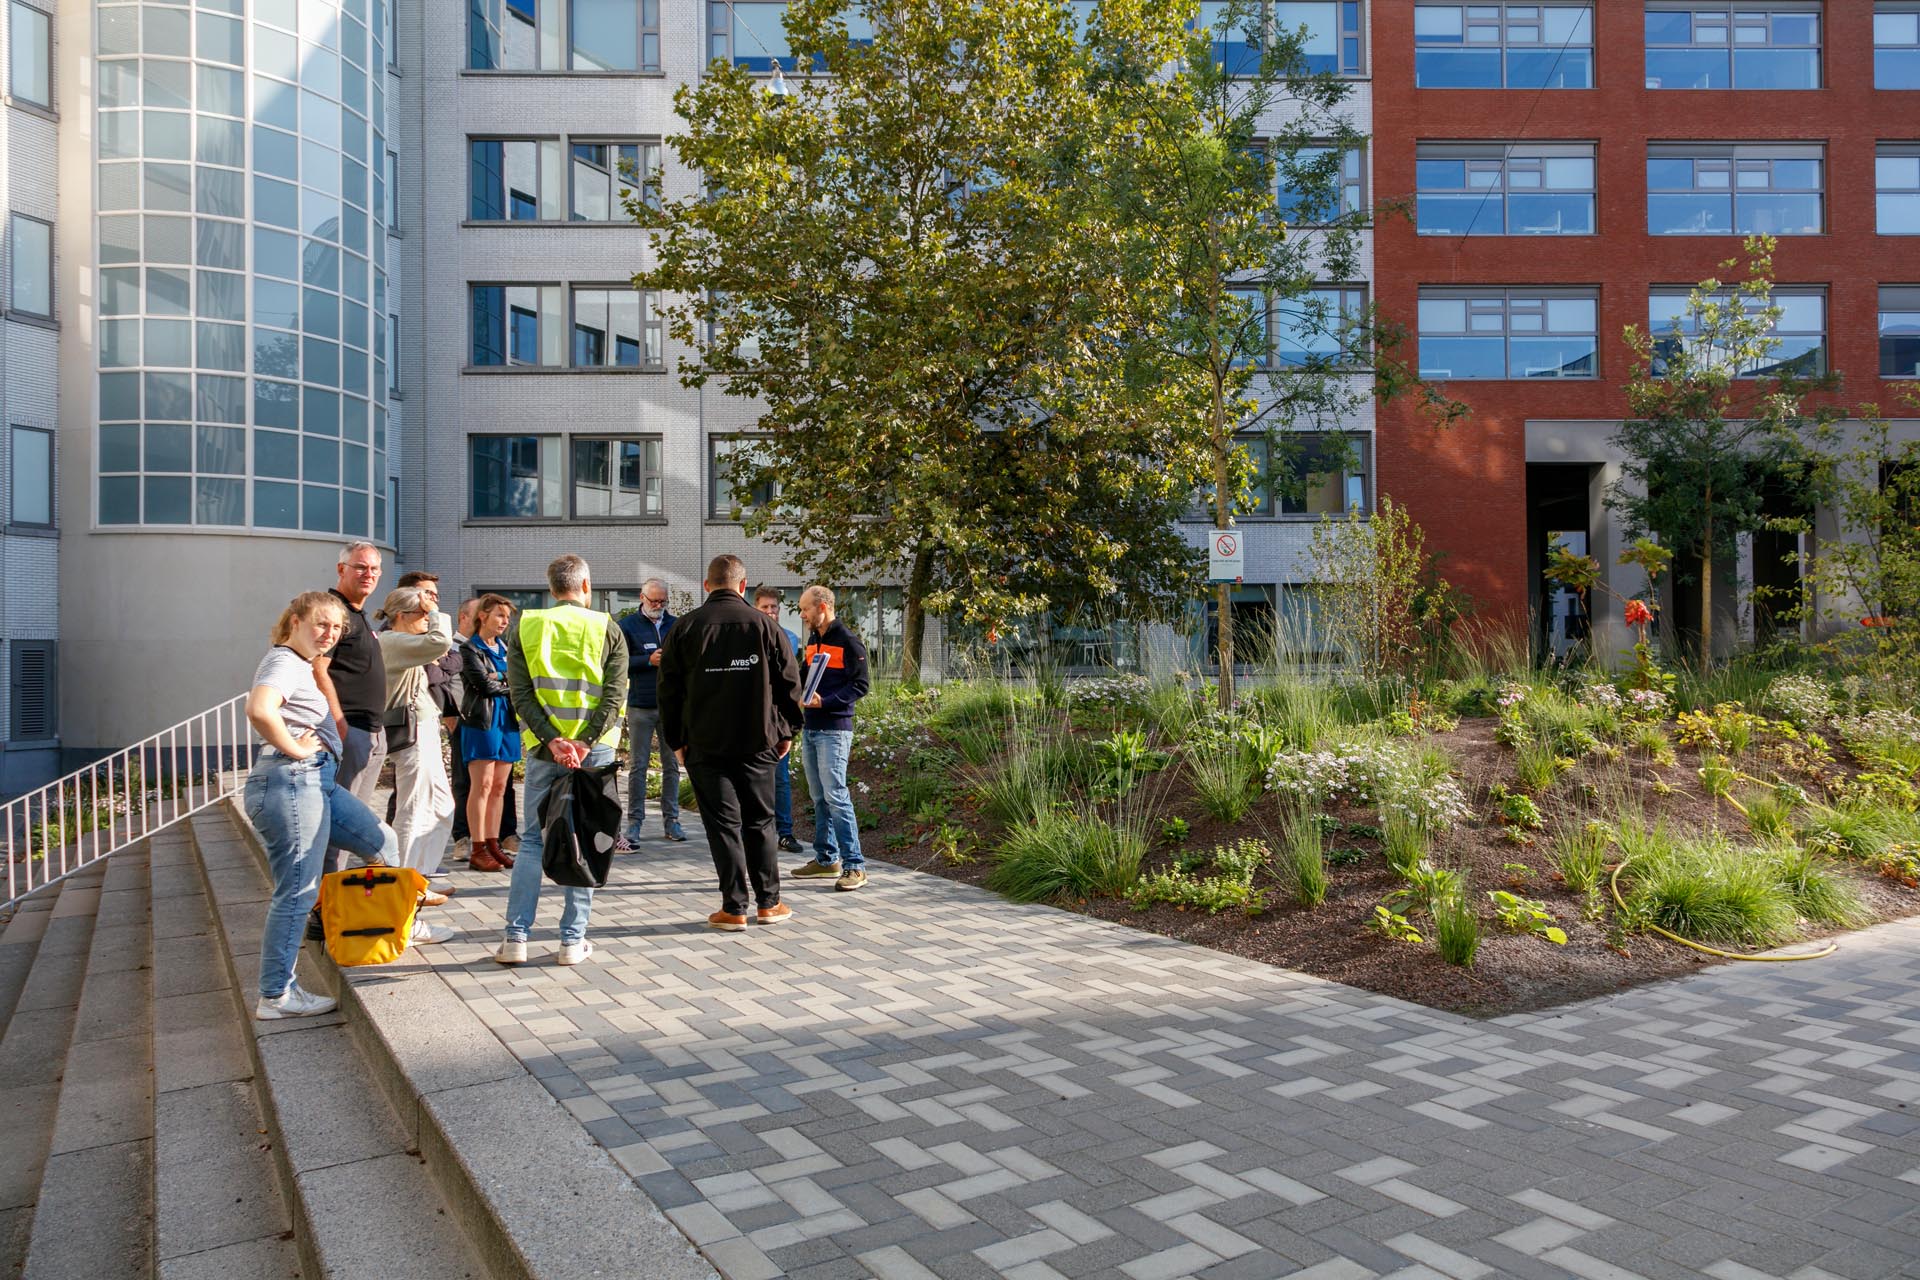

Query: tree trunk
<box><xmin>1212</xmin><ymin>384</ymin><xmax>1235</xmax><ymax>712</ymax></box>
<box><xmin>1699</xmin><ymin>497</ymin><xmax>1713</xmax><ymax>675</ymax></box>
<box><xmin>899</xmin><ymin>543</ymin><xmax>936</xmax><ymax>686</ymax></box>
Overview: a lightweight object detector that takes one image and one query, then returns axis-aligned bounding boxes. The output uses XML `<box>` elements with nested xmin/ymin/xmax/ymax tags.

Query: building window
<box><xmin>1647</xmin><ymin>143</ymin><xmax>1823</xmax><ymax>236</ymax></box>
<box><xmin>470</xmin><ymin>284</ymin><xmax>563</xmax><ymax>366</ymax></box>
<box><xmin>385</xmin><ymin>150</ymin><xmax>399</xmax><ymax>229</ymax></box>
<box><xmin>1882</xmin><ymin>287</ymin><xmax>1920</xmax><ymax>378</ymax></box>
<box><xmin>1414</xmin><ymin>4</ymin><xmax>1593</xmax><ymax>88</ymax></box>
<box><xmin>709</xmin><ymin>436</ymin><xmax>778</xmax><ymax>519</ymax></box>
<box><xmin>1418</xmin><ymin>288</ymin><xmax>1598</xmax><ymax>380</ymax></box>
<box><xmin>708</xmin><ymin>0</ymin><xmax>871</xmax><ymax>72</ymax></box>
<box><xmin>1275</xmin><ymin>143</ymin><xmax>1365</xmax><ymax>225</ymax></box>
<box><xmin>384</xmin><ymin>0</ymin><xmax>397</xmax><ymax>64</ymax></box>
<box><xmin>572</xmin><ymin>436</ymin><xmax>663</xmax><ymax>518</ymax></box>
<box><xmin>470</xmin><ymin>434</ymin><xmax>562</xmax><ymax>517</ymax></box>
<box><xmin>387</xmin><ymin>312</ymin><xmax>400</xmax><ymax>389</ymax></box>
<box><xmin>470</xmin><ymin>0</ymin><xmax>660</xmax><ymax>71</ymax></box>
<box><xmin>8</xmin><ymin>213</ymin><xmax>51</xmax><ymax>318</ymax></box>
<box><xmin>1878</xmin><ymin>5</ymin><xmax>1920</xmax><ymax>88</ymax></box>
<box><xmin>8</xmin><ymin>0</ymin><xmax>50</xmax><ymax>110</ymax></box>
<box><xmin>1197</xmin><ymin>2</ymin><xmax>1365</xmax><ymax>77</ymax></box>
<box><xmin>1416</xmin><ymin>142</ymin><xmax>1595</xmax><ymax>235</ymax></box>
<box><xmin>10</xmin><ymin>424</ymin><xmax>52</xmax><ymax>526</ymax></box>
<box><xmin>571</xmin><ymin>140</ymin><xmax>661</xmax><ymax>218</ymax></box>
<box><xmin>1649</xmin><ymin>286</ymin><xmax>1826</xmax><ymax>377</ymax></box>
<box><xmin>1207</xmin><ymin>433</ymin><xmax>1371</xmax><ymax>518</ymax></box>
<box><xmin>1645</xmin><ymin>4</ymin><xmax>1821</xmax><ymax>90</ymax></box>
<box><xmin>469</xmin><ymin>139</ymin><xmax>564</xmax><ymax>220</ymax></box>
<box><xmin>1274</xmin><ymin>286</ymin><xmax>1367</xmax><ymax>367</ymax></box>
<box><xmin>9</xmin><ymin>640</ymin><xmax>57</xmax><ymax>741</ymax></box>
<box><xmin>571</xmin><ymin>288</ymin><xmax>662</xmax><ymax>368</ymax></box>
<box><xmin>1880</xmin><ymin>144</ymin><xmax>1920</xmax><ymax>234</ymax></box>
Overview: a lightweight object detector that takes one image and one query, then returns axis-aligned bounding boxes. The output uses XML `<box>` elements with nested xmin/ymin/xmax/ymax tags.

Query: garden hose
<box><xmin>1608</xmin><ymin>859</ymin><xmax>1837</xmax><ymax>963</ymax></box>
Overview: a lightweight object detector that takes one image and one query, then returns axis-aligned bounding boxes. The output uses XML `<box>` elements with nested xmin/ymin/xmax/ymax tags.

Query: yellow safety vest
<box><xmin>518</xmin><ymin>603</ymin><xmax>622</xmax><ymax>753</ymax></box>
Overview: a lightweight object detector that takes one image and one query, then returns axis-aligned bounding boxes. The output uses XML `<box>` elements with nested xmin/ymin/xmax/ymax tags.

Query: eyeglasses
<box><xmin>643</xmin><ymin>596</ymin><xmax>668</xmax><ymax>606</ymax></box>
<box><xmin>346</xmin><ymin>564</ymin><xmax>380</xmax><ymax>574</ymax></box>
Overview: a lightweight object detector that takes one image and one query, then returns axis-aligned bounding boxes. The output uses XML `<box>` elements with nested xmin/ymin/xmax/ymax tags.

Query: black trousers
<box><xmin>686</xmin><ymin>748</ymin><xmax>781</xmax><ymax>915</ymax></box>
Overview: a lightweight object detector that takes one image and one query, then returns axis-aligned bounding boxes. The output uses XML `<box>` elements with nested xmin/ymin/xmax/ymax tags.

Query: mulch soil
<box><xmin>854</xmin><ymin>717</ymin><xmax>1920</xmax><ymax>1019</ymax></box>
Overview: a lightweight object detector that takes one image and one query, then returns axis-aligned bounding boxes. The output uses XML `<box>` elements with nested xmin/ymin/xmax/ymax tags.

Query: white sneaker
<box><xmin>453</xmin><ymin>837</ymin><xmax>471</xmax><ymax>861</ymax></box>
<box><xmin>256</xmin><ymin>981</ymin><xmax>337</xmax><ymax>1020</ymax></box>
<box><xmin>556</xmin><ymin>939</ymin><xmax>594</xmax><ymax>967</ymax></box>
<box><xmin>411</xmin><ymin>920</ymin><xmax>454</xmax><ymax>945</ymax></box>
<box><xmin>494</xmin><ymin>938</ymin><xmax>528</xmax><ymax>965</ymax></box>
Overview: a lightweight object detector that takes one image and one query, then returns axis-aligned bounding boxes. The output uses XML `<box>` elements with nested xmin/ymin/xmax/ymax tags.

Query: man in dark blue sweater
<box><xmin>790</xmin><ymin>585</ymin><xmax>872</xmax><ymax>891</ymax></box>
<box><xmin>617</xmin><ymin>577</ymin><xmax>685</xmax><ymax>845</ymax></box>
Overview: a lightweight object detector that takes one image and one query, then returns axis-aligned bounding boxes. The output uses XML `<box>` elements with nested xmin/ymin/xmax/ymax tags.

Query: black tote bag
<box><xmin>538</xmin><ymin>761</ymin><xmax>623</xmax><ymax>888</ymax></box>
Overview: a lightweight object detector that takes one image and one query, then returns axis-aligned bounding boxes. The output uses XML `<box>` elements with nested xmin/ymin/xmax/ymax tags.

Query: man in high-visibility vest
<box><xmin>494</xmin><ymin>554</ymin><xmax>628</xmax><ymax>967</ymax></box>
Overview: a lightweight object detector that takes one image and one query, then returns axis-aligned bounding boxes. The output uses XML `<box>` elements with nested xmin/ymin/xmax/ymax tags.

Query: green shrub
<box><xmin>1432</xmin><ymin>886</ymin><xmax>1481</xmax><ymax>966</ymax></box>
<box><xmin>1123</xmin><ymin>837</ymin><xmax>1267</xmax><ymax>915</ymax></box>
<box><xmin>1381</xmin><ymin>810</ymin><xmax>1429</xmax><ymax>876</ymax></box>
<box><xmin>1744</xmin><ymin>789</ymin><xmax>1796</xmax><ymax>841</ymax></box>
<box><xmin>1188</xmin><ymin>738</ymin><xmax>1260</xmax><ymax>822</ymax></box>
<box><xmin>898</xmin><ymin>770</ymin><xmax>954</xmax><ymax>817</ymax></box>
<box><xmin>1273</xmin><ymin>809</ymin><xmax>1329</xmax><ymax>908</ymax></box>
<box><xmin>977</xmin><ymin>741</ymin><xmax>1074</xmax><ymax>826</ymax></box>
<box><xmin>1247</xmin><ymin>680</ymin><xmax>1343</xmax><ymax>750</ymax></box>
<box><xmin>932</xmin><ymin>682</ymin><xmax>1022</xmax><ymax>734</ymax></box>
<box><xmin>1628</xmin><ymin>722</ymin><xmax>1677</xmax><ymax>765</ymax></box>
<box><xmin>1549</xmin><ymin>818</ymin><xmax>1611</xmax><ymax>896</ymax></box>
<box><xmin>1798</xmin><ymin>801</ymin><xmax>1920</xmax><ymax>862</ymax></box>
<box><xmin>989</xmin><ymin>809</ymin><xmax>1148</xmax><ymax>902</ymax></box>
<box><xmin>1623</xmin><ymin>837</ymin><xmax>1798</xmax><ymax>947</ymax></box>
<box><xmin>1486</xmin><ymin>890</ymin><xmax>1568</xmax><ymax>944</ymax></box>
<box><xmin>1515</xmin><ymin>736</ymin><xmax>1565</xmax><ymax>794</ymax></box>
<box><xmin>1769</xmin><ymin>844</ymin><xmax>1869</xmax><ymax>928</ymax></box>
<box><xmin>1385</xmin><ymin>859</ymin><xmax>1460</xmax><ymax>918</ymax></box>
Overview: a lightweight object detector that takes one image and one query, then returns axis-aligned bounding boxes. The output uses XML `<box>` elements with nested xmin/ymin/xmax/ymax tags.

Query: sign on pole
<box><xmin>1208</xmin><ymin>530</ymin><xmax>1244</xmax><ymax>583</ymax></box>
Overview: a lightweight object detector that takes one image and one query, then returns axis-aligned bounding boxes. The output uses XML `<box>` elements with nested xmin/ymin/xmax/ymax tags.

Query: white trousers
<box><xmin>391</xmin><ymin>734</ymin><xmax>455</xmax><ymax>875</ymax></box>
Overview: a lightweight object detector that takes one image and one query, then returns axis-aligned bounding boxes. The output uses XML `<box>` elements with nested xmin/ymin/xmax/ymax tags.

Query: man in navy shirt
<box><xmin>617</xmin><ymin>578</ymin><xmax>684</xmax><ymax>845</ymax></box>
<box><xmin>754</xmin><ymin>586</ymin><xmax>805</xmax><ymax>855</ymax></box>
<box><xmin>790</xmin><ymin>585</ymin><xmax>871</xmax><ymax>892</ymax></box>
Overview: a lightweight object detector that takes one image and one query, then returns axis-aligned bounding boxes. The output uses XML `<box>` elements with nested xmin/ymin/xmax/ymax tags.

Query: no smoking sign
<box><xmin>1208</xmin><ymin>530</ymin><xmax>1244</xmax><ymax>583</ymax></box>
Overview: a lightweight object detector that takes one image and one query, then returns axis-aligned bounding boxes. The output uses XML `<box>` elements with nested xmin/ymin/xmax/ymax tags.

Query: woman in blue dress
<box><xmin>459</xmin><ymin>594</ymin><xmax>520</xmax><ymax>872</ymax></box>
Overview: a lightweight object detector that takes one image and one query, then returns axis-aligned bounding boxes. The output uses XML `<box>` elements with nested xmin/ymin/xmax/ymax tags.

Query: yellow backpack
<box><xmin>318</xmin><ymin>865</ymin><xmax>429</xmax><ymax>966</ymax></box>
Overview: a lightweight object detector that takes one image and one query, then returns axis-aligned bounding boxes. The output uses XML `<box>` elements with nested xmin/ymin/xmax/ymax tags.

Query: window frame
<box><xmin>1878</xmin><ymin>143</ymin><xmax>1920</xmax><ymax>235</ymax></box>
<box><xmin>707</xmin><ymin>0</ymin><xmax>874</xmax><ymax>73</ymax></box>
<box><xmin>8</xmin><ymin>211</ymin><xmax>53</xmax><ymax>320</ymax></box>
<box><xmin>1879</xmin><ymin>285</ymin><xmax>1920</xmax><ymax>379</ymax></box>
<box><xmin>569</xmin><ymin>434</ymin><xmax>665</xmax><ymax>521</ymax></box>
<box><xmin>707</xmin><ymin>434</ymin><xmax>780</xmax><ymax>521</ymax></box>
<box><xmin>1193</xmin><ymin>2</ymin><xmax>1367</xmax><ymax>79</ymax></box>
<box><xmin>1643</xmin><ymin>3</ymin><xmax>1823</xmax><ymax>91</ymax></box>
<box><xmin>1417</xmin><ymin>286</ymin><xmax>1601</xmax><ymax>381</ymax></box>
<box><xmin>467</xmin><ymin>282</ymin><xmax>565</xmax><ymax>368</ymax></box>
<box><xmin>1877</xmin><ymin>4</ymin><xmax>1920</xmax><ymax>89</ymax></box>
<box><xmin>568</xmin><ymin>137</ymin><xmax>663</xmax><ymax>219</ymax></box>
<box><xmin>8</xmin><ymin>0</ymin><xmax>51</xmax><ymax>112</ymax></box>
<box><xmin>1646</xmin><ymin>142</ymin><xmax>1825</xmax><ymax>237</ymax></box>
<box><xmin>568</xmin><ymin>285</ymin><xmax>663</xmax><ymax>370</ymax></box>
<box><xmin>468</xmin><ymin>137</ymin><xmax>565</xmax><ymax>222</ymax></box>
<box><xmin>1270</xmin><ymin>140</ymin><xmax>1367</xmax><ymax>227</ymax></box>
<box><xmin>1413</xmin><ymin>3</ymin><xmax>1595</xmax><ymax>89</ymax></box>
<box><xmin>9</xmin><ymin>423</ymin><xmax>53</xmax><ymax>528</ymax></box>
<box><xmin>468</xmin><ymin>432</ymin><xmax>564</xmax><ymax>520</ymax></box>
<box><xmin>1190</xmin><ymin>431</ymin><xmax>1373</xmax><ymax>521</ymax></box>
<box><xmin>1415</xmin><ymin>141</ymin><xmax>1597</xmax><ymax>236</ymax></box>
<box><xmin>467</xmin><ymin>0</ymin><xmax>662</xmax><ymax>73</ymax></box>
<box><xmin>1647</xmin><ymin>284</ymin><xmax>1828</xmax><ymax>378</ymax></box>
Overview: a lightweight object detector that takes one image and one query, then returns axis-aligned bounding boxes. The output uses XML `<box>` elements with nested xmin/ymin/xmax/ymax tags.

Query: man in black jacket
<box><xmin>658</xmin><ymin>554</ymin><xmax>805</xmax><ymax>931</ymax></box>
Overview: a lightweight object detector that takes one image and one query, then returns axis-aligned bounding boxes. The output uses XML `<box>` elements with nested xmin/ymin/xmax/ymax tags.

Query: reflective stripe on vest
<box><xmin>517</xmin><ymin>604</ymin><xmax>622</xmax><ymax>752</ymax></box>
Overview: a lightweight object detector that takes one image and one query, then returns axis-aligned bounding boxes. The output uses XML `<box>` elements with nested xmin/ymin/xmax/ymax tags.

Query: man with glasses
<box><xmin>306</xmin><ymin>541</ymin><xmax>390</xmax><ymax>940</ymax></box>
<box><xmin>617</xmin><ymin>576</ymin><xmax>685</xmax><ymax>846</ymax></box>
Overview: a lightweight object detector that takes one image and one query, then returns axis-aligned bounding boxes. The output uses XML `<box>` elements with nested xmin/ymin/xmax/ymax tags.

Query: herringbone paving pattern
<box><xmin>419</xmin><ymin>820</ymin><xmax>1920</xmax><ymax>1280</ymax></box>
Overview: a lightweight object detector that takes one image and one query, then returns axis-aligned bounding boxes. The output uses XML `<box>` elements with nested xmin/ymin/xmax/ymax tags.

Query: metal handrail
<box><xmin>3</xmin><ymin>694</ymin><xmax>257</xmax><ymax>912</ymax></box>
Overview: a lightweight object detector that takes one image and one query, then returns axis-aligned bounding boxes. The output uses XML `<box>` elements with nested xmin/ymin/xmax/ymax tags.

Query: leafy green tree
<box><xmin>635</xmin><ymin>0</ymin><xmax>1201</xmax><ymax>681</ymax></box>
<box><xmin>1606</xmin><ymin>236</ymin><xmax>1829</xmax><ymax>670</ymax></box>
<box><xmin>1084</xmin><ymin>0</ymin><xmax>1452</xmax><ymax>708</ymax></box>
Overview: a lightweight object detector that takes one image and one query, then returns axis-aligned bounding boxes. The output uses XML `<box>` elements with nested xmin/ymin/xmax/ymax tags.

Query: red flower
<box><xmin>1624</xmin><ymin>600</ymin><xmax>1654</xmax><ymax>627</ymax></box>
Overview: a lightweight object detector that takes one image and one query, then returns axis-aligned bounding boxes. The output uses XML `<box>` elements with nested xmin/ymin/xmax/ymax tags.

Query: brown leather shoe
<box><xmin>468</xmin><ymin>842</ymin><xmax>505</xmax><ymax>873</ymax></box>
<box><xmin>754</xmin><ymin>904</ymin><xmax>792</xmax><ymax>926</ymax></box>
<box><xmin>490</xmin><ymin>839</ymin><xmax>516</xmax><ymax>869</ymax></box>
<box><xmin>707</xmin><ymin>911</ymin><xmax>748</xmax><ymax>932</ymax></box>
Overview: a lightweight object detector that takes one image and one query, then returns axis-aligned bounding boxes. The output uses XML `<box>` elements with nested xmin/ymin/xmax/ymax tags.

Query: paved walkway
<box><xmin>420</xmin><ymin>817</ymin><xmax>1920</xmax><ymax>1280</ymax></box>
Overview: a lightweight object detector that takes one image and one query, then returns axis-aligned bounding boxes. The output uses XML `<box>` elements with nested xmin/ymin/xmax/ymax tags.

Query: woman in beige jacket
<box><xmin>376</xmin><ymin>586</ymin><xmax>456</xmax><ymax>940</ymax></box>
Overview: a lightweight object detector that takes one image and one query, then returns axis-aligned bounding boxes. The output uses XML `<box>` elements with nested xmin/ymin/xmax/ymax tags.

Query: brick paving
<box><xmin>418</xmin><ymin>817</ymin><xmax>1920</xmax><ymax>1280</ymax></box>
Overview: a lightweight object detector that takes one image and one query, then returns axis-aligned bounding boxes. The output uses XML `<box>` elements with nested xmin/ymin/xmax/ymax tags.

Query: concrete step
<box><xmin>184</xmin><ymin>810</ymin><xmax>491</xmax><ymax>1279</ymax></box>
<box><xmin>146</xmin><ymin>825</ymin><xmax>301</xmax><ymax>1280</ymax></box>
<box><xmin>0</xmin><ymin>870</ymin><xmax>100</xmax><ymax>1278</ymax></box>
<box><xmin>21</xmin><ymin>848</ymin><xmax>155</xmax><ymax>1279</ymax></box>
<box><xmin>0</xmin><ymin>886</ymin><xmax>59</xmax><ymax>1029</ymax></box>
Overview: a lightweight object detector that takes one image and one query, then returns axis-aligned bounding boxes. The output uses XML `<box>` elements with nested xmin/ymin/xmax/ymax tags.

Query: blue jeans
<box><xmin>773</xmin><ymin>750</ymin><xmax>793</xmax><ymax>838</ymax></box>
<box><xmin>624</xmin><ymin>706</ymin><xmax>679</xmax><ymax>832</ymax></box>
<box><xmin>246</xmin><ymin>750</ymin><xmax>397</xmax><ymax>1000</ymax></box>
<box><xmin>504</xmin><ymin>743</ymin><xmax>613</xmax><ymax>945</ymax></box>
<box><xmin>801</xmin><ymin>729</ymin><xmax>861</xmax><ymax>870</ymax></box>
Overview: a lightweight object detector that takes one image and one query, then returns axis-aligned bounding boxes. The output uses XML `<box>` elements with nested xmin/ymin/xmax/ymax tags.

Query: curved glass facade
<box><xmin>95</xmin><ymin>0</ymin><xmax>390</xmax><ymax>538</ymax></box>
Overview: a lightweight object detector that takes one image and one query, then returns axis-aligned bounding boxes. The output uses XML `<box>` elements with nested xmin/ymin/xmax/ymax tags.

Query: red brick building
<box><xmin>1368</xmin><ymin>2</ymin><xmax>1916</xmax><ymax>653</ymax></box>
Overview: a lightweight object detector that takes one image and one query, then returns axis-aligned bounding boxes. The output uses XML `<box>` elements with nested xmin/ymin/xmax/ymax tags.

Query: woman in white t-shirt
<box><xmin>244</xmin><ymin>591</ymin><xmax>399</xmax><ymax>1020</ymax></box>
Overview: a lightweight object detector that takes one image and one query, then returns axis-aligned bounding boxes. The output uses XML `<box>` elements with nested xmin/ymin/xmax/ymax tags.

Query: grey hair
<box><xmin>548</xmin><ymin>554</ymin><xmax>591</xmax><ymax>595</ymax></box>
<box><xmin>800</xmin><ymin>584</ymin><xmax>836</xmax><ymax>609</ymax></box>
<box><xmin>337</xmin><ymin>540</ymin><xmax>381</xmax><ymax>566</ymax></box>
<box><xmin>641</xmin><ymin>576</ymin><xmax>668</xmax><ymax>595</ymax></box>
<box><xmin>375</xmin><ymin>585</ymin><xmax>427</xmax><ymax>623</ymax></box>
